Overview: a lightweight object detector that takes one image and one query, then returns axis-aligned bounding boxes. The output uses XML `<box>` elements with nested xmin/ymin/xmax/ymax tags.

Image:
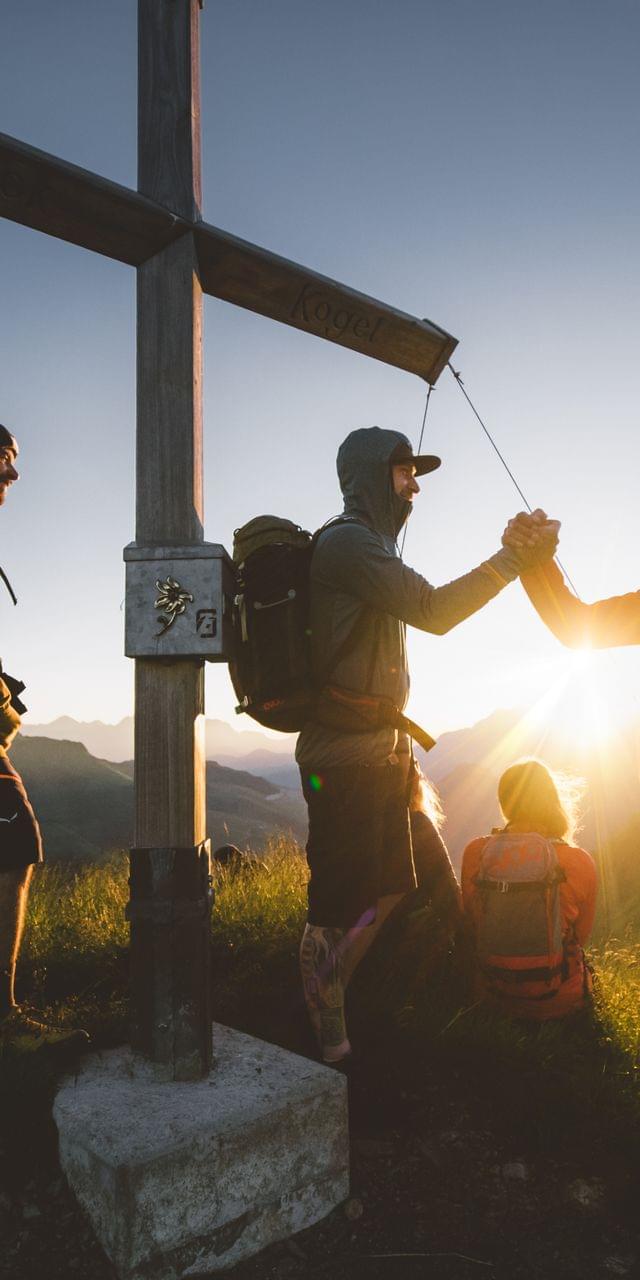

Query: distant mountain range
<box><xmin>417</xmin><ymin>707</ymin><xmax>640</xmax><ymax>872</ymax></box>
<box><xmin>20</xmin><ymin>715</ymin><xmax>293</xmax><ymax>769</ymax></box>
<box><xmin>10</xmin><ymin>736</ymin><xmax>306</xmax><ymax>861</ymax></box>
<box><xmin>15</xmin><ymin>708</ymin><xmax>640</xmax><ymax>930</ymax></box>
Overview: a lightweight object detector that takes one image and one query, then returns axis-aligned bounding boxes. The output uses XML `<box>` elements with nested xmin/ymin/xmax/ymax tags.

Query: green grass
<box><xmin>15</xmin><ymin>838</ymin><xmax>308</xmax><ymax>1044</ymax></box>
<box><xmin>211</xmin><ymin>835</ymin><xmax>307</xmax><ymax>946</ymax></box>
<box><xmin>592</xmin><ymin>938</ymin><xmax>640</xmax><ymax>1060</ymax></box>
<box><xmin>24</xmin><ymin>853</ymin><xmax>130</xmax><ymax>968</ymax></box>
<box><xmin>21</xmin><ymin>836</ymin><xmax>308</xmax><ymax>984</ymax></box>
<box><xmin>10</xmin><ymin>839</ymin><xmax>640</xmax><ymax>1170</ymax></box>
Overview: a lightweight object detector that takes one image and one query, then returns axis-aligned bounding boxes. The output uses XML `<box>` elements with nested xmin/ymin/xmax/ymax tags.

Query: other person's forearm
<box><xmin>522</xmin><ymin>561</ymin><xmax>640</xmax><ymax>648</ymax></box>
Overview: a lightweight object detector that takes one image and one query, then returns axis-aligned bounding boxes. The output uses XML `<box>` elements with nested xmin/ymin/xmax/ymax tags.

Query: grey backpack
<box><xmin>474</xmin><ymin>831</ymin><xmax>566</xmax><ymax>1002</ymax></box>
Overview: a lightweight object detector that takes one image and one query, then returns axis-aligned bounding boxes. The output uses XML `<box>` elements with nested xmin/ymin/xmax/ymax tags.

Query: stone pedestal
<box><xmin>53</xmin><ymin>1024</ymin><xmax>349</xmax><ymax>1279</ymax></box>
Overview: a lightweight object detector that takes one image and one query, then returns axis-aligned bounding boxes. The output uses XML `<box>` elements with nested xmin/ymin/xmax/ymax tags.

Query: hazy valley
<box><xmin>15</xmin><ymin>707</ymin><xmax>640</xmax><ymax>933</ymax></box>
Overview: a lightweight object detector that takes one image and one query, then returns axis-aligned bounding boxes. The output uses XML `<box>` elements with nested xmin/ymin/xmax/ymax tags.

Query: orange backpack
<box><xmin>474</xmin><ymin>831</ymin><xmax>567</xmax><ymax>1002</ymax></box>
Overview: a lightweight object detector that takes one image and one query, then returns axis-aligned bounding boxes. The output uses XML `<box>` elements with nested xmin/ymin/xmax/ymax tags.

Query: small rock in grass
<box><xmin>439</xmin><ymin>1129</ymin><xmax>463</xmax><ymax>1146</ymax></box>
<box><xmin>344</xmin><ymin>1197</ymin><xmax>364</xmax><ymax>1221</ymax></box>
<box><xmin>604</xmin><ymin>1258</ymin><xmax>634</xmax><ymax>1276</ymax></box>
<box><xmin>501</xmin><ymin>1161</ymin><xmax>529</xmax><ymax>1182</ymax></box>
<box><xmin>567</xmin><ymin>1177</ymin><xmax>605</xmax><ymax>1210</ymax></box>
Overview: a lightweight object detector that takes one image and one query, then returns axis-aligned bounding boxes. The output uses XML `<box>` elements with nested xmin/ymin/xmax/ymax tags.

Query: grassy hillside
<box><xmin>5</xmin><ymin>845</ymin><xmax>640</xmax><ymax>1278</ymax></box>
<box><xmin>13</xmin><ymin>845</ymin><xmax>640</xmax><ymax>1093</ymax></box>
<box><xmin>10</xmin><ymin>737</ymin><xmax>306</xmax><ymax>858</ymax></box>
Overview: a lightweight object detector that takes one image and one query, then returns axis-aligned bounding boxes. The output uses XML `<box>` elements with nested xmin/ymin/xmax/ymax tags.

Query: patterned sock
<box><xmin>299</xmin><ymin>923</ymin><xmax>351</xmax><ymax>1063</ymax></box>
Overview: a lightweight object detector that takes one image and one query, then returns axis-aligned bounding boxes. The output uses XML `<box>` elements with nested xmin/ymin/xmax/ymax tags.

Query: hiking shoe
<box><xmin>0</xmin><ymin>1006</ymin><xmax>90</xmax><ymax>1050</ymax></box>
<box><xmin>322</xmin><ymin>1035</ymin><xmax>352</xmax><ymax>1066</ymax></box>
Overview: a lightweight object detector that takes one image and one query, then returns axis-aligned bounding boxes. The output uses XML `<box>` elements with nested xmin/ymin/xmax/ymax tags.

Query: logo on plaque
<box><xmin>154</xmin><ymin>577</ymin><xmax>194</xmax><ymax>636</ymax></box>
<box><xmin>196</xmin><ymin>608</ymin><xmax>217</xmax><ymax>638</ymax></box>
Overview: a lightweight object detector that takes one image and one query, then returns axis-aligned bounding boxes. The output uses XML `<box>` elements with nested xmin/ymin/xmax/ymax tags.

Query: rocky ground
<box><xmin>2</xmin><ymin>908</ymin><xmax>639</xmax><ymax>1280</ymax></box>
<box><xmin>1</xmin><ymin>1027</ymin><xmax>639</xmax><ymax>1280</ymax></box>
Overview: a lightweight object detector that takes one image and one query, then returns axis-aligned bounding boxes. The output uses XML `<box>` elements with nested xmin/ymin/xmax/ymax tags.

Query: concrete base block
<box><xmin>53</xmin><ymin>1024</ymin><xmax>349</xmax><ymax>1278</ymax></box>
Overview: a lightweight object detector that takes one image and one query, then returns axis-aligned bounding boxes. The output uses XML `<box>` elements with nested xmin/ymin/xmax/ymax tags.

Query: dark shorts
<box><xmin>300</xmin><ymin>760</ymin><xmax>416</xmax><ymax>929</ymax></box>
<box><xmin>0</xmin><ymin>758</ymin><xmax>43</xmax><ymax>872</ymax></box>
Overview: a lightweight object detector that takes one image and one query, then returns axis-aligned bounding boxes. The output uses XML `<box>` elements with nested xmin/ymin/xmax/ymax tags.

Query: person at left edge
<box><xmin>0</xmin><ymin>425</ymin><xmax>87</xmax><ymax>1047</ymax></box>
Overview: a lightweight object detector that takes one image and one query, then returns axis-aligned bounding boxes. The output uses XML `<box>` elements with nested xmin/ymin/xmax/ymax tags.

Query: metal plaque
<box><xmin>124</xmin><ymin>543</ymin><xmax>234</xmax><ymax>660</ymax></box>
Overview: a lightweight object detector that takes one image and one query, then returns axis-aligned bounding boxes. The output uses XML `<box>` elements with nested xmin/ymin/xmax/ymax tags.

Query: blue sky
<box><xmin>1</xmin><ymin>1</ymin><xmax>639</xmax><ymax>736</ymax></box>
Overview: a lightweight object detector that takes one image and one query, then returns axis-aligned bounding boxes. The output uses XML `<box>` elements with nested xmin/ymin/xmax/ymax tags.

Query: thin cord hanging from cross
<box><xmin>400</xmin><ymin>381</ymin><xmax>435</xmax><ymax>556</ymax></box>
<box><xmin>447</xmin><ymin>363</ymin><xmax>581</xmax><ymax>597</ymax></box>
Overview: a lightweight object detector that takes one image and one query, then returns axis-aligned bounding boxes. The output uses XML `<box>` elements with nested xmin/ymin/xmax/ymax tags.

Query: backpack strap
<box><xmin>312</xmin><ymin>516</ymin><xmax>375</xmax><ymax>684</ymax></box>
<box><xmin>311</xmin><ymin>516</ymin><xmax>437</xmax><ymax>751</ymax></box>
<box><xmin>0</xmin><ymin>566</ymin><xmax>17</xmax><ymax>606</ymax></box>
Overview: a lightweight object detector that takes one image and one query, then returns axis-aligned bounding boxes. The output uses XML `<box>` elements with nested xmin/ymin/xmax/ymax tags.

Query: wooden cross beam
<box><xmin>0</xmin><ymin>0</ymin><xmax>456</xmax><ymax>1080</ymax></box>
<box><xmin>0</xmin><ymin>132</ymin><xmax>457</xmax><ymax>384</ymax></box>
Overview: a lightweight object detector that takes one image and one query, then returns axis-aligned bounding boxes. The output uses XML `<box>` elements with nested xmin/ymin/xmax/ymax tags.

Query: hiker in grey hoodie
<box><xmin>296</xmin><ymin>425</ymin><xmax>559</xmax><ymax>1064</ymax></box>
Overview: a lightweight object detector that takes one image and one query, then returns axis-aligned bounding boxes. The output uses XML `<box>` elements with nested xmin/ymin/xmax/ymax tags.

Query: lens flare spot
<box><xmin>309</xmin><ymin>773</ymin><xmax>324</xmax><ymax>792</ymax></box>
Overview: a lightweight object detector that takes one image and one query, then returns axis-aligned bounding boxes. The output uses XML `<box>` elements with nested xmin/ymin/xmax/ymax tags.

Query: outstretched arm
<box><xmin>521</xmin><ymin>559</ymin><xmax>640</xmax><ymax>649</ymax></box>
<box><xmin>315</xmin><ymin>518</ymin><xmax>559</xmax><ymax>637</ymax></box>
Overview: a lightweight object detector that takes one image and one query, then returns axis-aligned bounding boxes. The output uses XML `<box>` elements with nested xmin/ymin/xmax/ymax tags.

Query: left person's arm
<box><xmin>0</xmin><ymin>677</ymin><xmax>21</xmax><ymax>752</ymax></box>
<box><xmin>560</xmin><ymin>845</ymin><xmax>598</xmax><ymax>946</ymax></box>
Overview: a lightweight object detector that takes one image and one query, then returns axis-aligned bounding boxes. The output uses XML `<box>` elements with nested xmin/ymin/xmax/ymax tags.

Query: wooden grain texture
<box><xmin>0</xmin><ymin>132</ymin><xmax>457</xmax><ymax>384</ymax></box>
<box><xmin>195</xmin><ymin>222</ymin><xmax>458</xmax><ymax>384</ymax></box>
<box><xmin>134</xmin><ymin>2</ymin><xmax>208</xmax><ymax>1076</ymax></box>
<box><xmin>134</xmin><ymin>661</ymin><xmax>206</xmax><ymax>848</ymax></box>
<box><xmin>0</xmin><ymin>132</ymin><xmax>185</xmax><ymax>264</ymax></box>
<box><xmin>128</xmin><ymin>842</ymin><xmax>212</xmax><ymax>1078</ymax></box>
<box><xmin>138</xmin><ymin>0</ymin><xmax>202</xmax><ymax>219</ymax></box>
<box><xmin>136</xmin><ymin>233</ymin><xmax>203</xmax><ymax>544</ymax></box>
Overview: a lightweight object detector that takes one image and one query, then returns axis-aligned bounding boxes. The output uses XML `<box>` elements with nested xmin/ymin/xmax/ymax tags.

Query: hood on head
<box><xmin>337</xmin><ymin>426</ymin><xmax>417</xmax><ymax>540</ymax></box>
<box><xmin>0</xmin><ymin>425</ymin><xmax>17</xmax><ymax>453</ymax></box>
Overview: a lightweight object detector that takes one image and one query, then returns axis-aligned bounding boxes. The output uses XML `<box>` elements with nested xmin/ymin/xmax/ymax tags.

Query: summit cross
<box><xmin>0</xmin><ymin>0</ymin><xmax>457</xmax><ymax>1079</ymax></box>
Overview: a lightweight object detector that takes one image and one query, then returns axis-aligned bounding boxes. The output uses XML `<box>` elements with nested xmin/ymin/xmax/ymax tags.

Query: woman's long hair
<box><xmin>497</xmin><ymin>758</ymin><xmax>583</xmax><ymax>844</ymax></box>
<box><xmin>409</xmin><ymin>763</ymin><xmax>445</xmax><ymax>832</ymax></box>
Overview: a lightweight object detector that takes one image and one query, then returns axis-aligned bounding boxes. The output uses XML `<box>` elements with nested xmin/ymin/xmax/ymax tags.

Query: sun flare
<box><xmin>516</xmin><ymin>646</ymin><xmax>631</xmax><ymax>757</ymax></box>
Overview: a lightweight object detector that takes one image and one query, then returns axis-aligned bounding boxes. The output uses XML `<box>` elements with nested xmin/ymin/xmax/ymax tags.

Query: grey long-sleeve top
<box><xmin>296</xmin><ymin>427</ymin><xmax>526</xmax><ymax>769</ymax></box>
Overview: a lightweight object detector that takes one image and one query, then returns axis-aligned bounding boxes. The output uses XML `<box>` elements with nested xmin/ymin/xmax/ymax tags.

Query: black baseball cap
<box><xmin>389</xmin><ymin>442</ymin><xmax>441</xmax><ymax>476</ymax></box>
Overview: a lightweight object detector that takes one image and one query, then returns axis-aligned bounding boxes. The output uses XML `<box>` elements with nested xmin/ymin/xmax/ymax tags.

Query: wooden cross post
<box><xmin>0</xmin><ymin>1</ymin><xmax>457</xmax><ymax>1082</ymax></box>
<box><xmin>127</xmin><ymin>0</ymin><xmax>210</xmax><ymax>1080</ymax></box>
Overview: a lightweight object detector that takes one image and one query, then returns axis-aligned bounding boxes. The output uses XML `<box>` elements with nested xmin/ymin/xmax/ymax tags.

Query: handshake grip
<box><xmin>515</xmin><ymin>528</ymin><xmax>559</xmax><ymax>572</ymax></box>
<box><xmin>0</xmin><ymin>662</ymin><xmax>27</xmax><ymax>715</ymax></box>
<box><xmin>502</xmin><ymin>512</ymin><xmax>560</xmax><ymax>572</ymax></box>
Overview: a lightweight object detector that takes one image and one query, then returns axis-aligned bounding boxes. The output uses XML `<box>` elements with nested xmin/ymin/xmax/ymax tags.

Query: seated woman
<box><xmin>461</xmin><ymin>759</ymin><xmax>597</xmax><ymax>1020</ymax></box>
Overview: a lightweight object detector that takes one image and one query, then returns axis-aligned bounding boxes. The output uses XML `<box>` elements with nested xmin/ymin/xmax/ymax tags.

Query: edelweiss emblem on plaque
<box><xmin>154</xmin><ymin>577</ymin><xmax>194</xmax><ymax>635</ymax></box>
